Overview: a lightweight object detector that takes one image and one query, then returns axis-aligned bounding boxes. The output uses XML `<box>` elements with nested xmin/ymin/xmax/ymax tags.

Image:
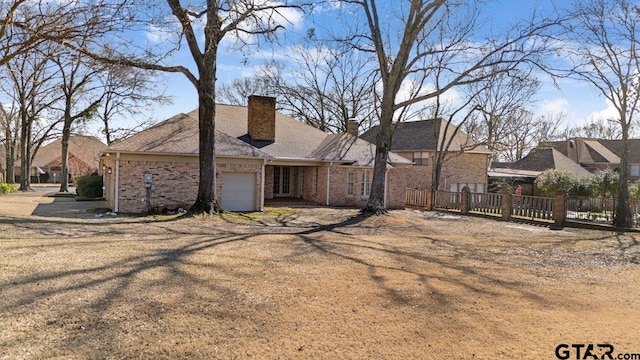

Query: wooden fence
<box><xmin>405</xmin><ymin>189</ymin><xmax>431</xmax><ymax>208</ymax></box>
<box><xmin>469</xmin><ymin>192</ymin><xmax>503</xmax><ymax>216</ymax></box>
<box><xmin>512</xmin><ymin>195</ymin><xmax>554</xmax><ymax>221</ymax></box>
<box><xmin>433</xmin><ymin>190</ymin><xmax>461</xmax><ymax>211</ymax></box>
<box><xmin>405</xmin><ymin>188</ymin><xmax>637</xmax><ymax>229</ymax></box>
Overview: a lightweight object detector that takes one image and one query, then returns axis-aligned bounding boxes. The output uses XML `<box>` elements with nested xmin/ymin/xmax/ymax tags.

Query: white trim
<box><xmin>114</xmin><ymin>152</ymin><xmax>120</xmax><ymax>213</ymax></box>
<box><xmin>260</xmin><ymin>159</ymin><xmax>266</xmax><ymax>211</ymax></box>
<box><xmin>326</xmin><ymin>162</ymin><xmax>332</xmax><ymax>206</ymax></box>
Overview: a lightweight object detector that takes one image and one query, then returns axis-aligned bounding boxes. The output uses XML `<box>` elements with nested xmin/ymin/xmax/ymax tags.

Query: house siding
<box><xmin>103</xmin><ymin>155</ymin><xmax>411</xmax><ymax>213</ymax></box>
<box><xmin>104</xmin><ymin>154</ymin><xmax>263</xmax><ymax>213</ymax></box>
<box><xmin>400</xmin><ymin>152</ymin><xmax>489</xmax><ymax>192</ymax></box>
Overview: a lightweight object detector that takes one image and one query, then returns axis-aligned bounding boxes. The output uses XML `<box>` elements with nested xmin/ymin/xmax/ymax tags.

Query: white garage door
<box><xmin>221</xmin><ymin>172</ymin><xmax>256</xmax><ymax>211</ymax></box>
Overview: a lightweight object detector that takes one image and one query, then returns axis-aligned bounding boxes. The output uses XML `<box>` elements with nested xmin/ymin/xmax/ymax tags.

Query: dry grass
<box><xmin>1</xmin><ymin>207</ymin><xmax>639</xmax><ymax>359</ymax></box>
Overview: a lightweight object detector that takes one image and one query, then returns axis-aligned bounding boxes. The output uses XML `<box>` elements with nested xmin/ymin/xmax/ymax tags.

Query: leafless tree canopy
<box><xmin>562</xmin><ymin>0</ymin><xmax>640</xmax><ymax>227</ymax></box>
<box><xmin>336</xmin><ymin>0</ymin><xmax>562</xmax><ymax>212</ymax></box>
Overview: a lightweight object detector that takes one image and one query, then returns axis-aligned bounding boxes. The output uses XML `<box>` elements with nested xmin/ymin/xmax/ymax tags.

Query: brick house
<box><xmin>540</xmin><ymin>138</ymin><xmax>640</xmax><ymax>182</ymax></box>
<box><xmin>31</xmin><ymin>135</ymin><xmax>107</xmax><ymax>184</ymax></box>
<box><xmin>490</xmin><ymin>138</ymin><xmax>640</xmax><ymax>196</ymax></box>
<box><xmin>360</xmin><ymin>119</ymin><xmax>491</xmax><ymax>193</ymax></box>
<box><xmin>101</xmin><ymin>96</ymin><xmax>411</xmax><ymax>213</ymax></box>
<box><xmin>2</xmin><ymin>135</ymin><xmax>106</xmax><ymax>184</ymax></box>
<box><xmin>488</xmin><ymin>147</ymin><xmax>593</xmax><ymax>196</ymax></box>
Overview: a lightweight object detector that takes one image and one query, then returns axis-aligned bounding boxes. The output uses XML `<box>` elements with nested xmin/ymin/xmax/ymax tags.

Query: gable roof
<box><xmin>108</xmin><ymin>105</ymin><xmax>411</xmax><ymax>166</ymax></box>
<box><xmin>310</xmin><ymin>133</ymin><xmax>408</xmax><ymax>166</ymax></box>
<box><xmin>33</xmin><ymin>135</ymin><xmax>106</xmax><ymax>169</ymax></box>
<box><xmin>510</xmin><ymin>147</ymin><xmax>592</xmax><ymax>177</ymax></box>
<box><xmin>542</xmin><ymin>138</ymin><xmax>640</xmax><ymax>164</ymax></box>
<box><xmin>598</xmin><ymin>139</ymin><xmax>640</xmax><ymax>163</ymax></box>
<box><xmin>108</xmin><ymin>112</ymin><xmax>270</xmax><ymax>159</ymax></box>
<box><xmin>360</xmin><ymin>119</ymin><xmax>490</xmax><ymax>154</ymax></box>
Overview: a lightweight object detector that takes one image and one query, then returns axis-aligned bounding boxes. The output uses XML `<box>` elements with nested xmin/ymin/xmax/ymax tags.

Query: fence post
<box><xmin>426</xmin><ymin>189</ymin><xmax>433</xmax><ymax>211</ymax></box>
<box><xmin>551</xmin><ymin>191</ymin><xmax>567</xmax><ymax>230</ymax></box>
<box><xmin>501</xmin><ymin>187</ymin><xmax>512</xmax><ymax>221</ymax></box>
<box><xmin>460</xmin><ymin>186</ymin><xmax>470</xmax><ymax>214</ymax></box>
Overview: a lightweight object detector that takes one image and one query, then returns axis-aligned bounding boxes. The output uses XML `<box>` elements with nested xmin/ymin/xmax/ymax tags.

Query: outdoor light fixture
<box><xmin>107</xmin><ymin>167</ymin><xmax>112</xmax><ymax>174</ymax></box>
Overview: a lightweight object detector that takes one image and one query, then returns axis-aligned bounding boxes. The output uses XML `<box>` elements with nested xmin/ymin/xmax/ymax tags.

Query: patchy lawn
<box><xmin>0</xmin><ymin>208</ymin><xmax>639</xmax><ymax>359</ymax></box>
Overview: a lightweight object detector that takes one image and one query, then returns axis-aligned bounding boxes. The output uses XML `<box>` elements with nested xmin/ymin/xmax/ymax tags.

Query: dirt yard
<box><xmin>0</xmin><ymin>192</ymin><xmax>639</xmax><ymax>359</ymax></box>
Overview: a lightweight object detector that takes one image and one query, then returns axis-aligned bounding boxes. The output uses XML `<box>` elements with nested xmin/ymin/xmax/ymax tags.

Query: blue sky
<box><xmin>126</xmin><ymin>0</ymin><xmax>617</xmax><ymax>136</ymax></box>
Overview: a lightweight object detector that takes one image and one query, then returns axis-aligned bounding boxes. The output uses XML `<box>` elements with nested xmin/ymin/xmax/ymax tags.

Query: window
<box><xmin>476</xmin><ymin>183</ymin><xmax>485</xmax><ymax>193</ymax></box>
<box><xmin>347</xmin><ymin>170</ymin><xmax>355</xmax><ymax>196</ymax></box>
<box><xmin>360</xmin><ymin>169</ymin><xmax>371</xmax><ymax>197</ymax></box>
<box><xmin>412</xmin><ymin>152</ymin><xmax>429</xmax><ymax>166</ymax></box>
<box><xmin>631</xmin><ymin>164</ymin><xmax>640</xmax><ymax>177</ymax></box>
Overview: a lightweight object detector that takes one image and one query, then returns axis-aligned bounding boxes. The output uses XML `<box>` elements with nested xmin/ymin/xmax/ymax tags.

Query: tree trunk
<box><xmin>363</xmin><ymin>104</ymin><xmax>393</xmax><ymax>214</ymax></box>
<box><xmin>189</xmin><ymin>49</ymin><xmax>222</xmax><ymax>215</ymax></box>
<box><xmin>59</xmin><ymin>121</ymin><xmax>71</xmax><ymax>192</ymax></box>
<box><xmin>18</xmin><ymin>112</ymin><xmax>32</xmax><ymax>191</ymax></box>
<box><xmin>4</xmin><ymin>136</ymin><xmax>15</xmax><ymax>183</ymax></box>
<box><xmin>614</xmin><ymin>126</ymin><xmax>631</xmax><ymax>228</ymax></box>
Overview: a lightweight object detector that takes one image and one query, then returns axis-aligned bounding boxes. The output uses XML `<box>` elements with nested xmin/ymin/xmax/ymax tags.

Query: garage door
<box><xmin>221</xmin><ymin>172</ymin><xmax>256</xmax><ymax>211</ymax></box>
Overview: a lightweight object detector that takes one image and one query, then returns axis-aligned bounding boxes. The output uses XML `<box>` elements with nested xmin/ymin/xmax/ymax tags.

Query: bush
<box><xmin>630</xmin><ymin>181</ymin><xmax>640</xmax><ymax>200</ymax></box>
<box><xmin>569</xmin><ymin>177</ymin><xmax>593</xmax><ymax>197</ymax></box>
<box><xmin>535</xmin><ymin>170</ymin><xmax>578</xmax><ymax>195</ymax></box>
<box><xmin>0</xmin><ymin>183</ymin><xmax>17</xmax><ymax>195</ymax></box>
<box><xmin>75</xmin><ymin>173</ymin><xmax>103</xmax><ymax>198</ymax></box>
<box><xmin>590</xmin><ymin>169</ymin><xmax>619</xmax><ymax>198</ymax></box>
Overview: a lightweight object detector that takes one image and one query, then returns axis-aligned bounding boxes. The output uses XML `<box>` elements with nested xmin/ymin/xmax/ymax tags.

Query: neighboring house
<box><xmin>30</xmin><ymin>135</ymin><xmax>107</xmax><ymax>184</ymax></box>
<box><xmin>541</xmin><ymin>138</ymin><xmax>640</xmax><ymax>182</ymax></box>
<box><xmin>360</xmin><ymin>119</ymin><xmax>491</xmax><ymax>193</ymax></box>
<box><xmin>489</xmin><ymin>147</ymin><xmax>593</xmax><ymax>196</ymax></box>
<box><xmin>2</xmin><ymin>135</ymin><xmax>106</xmax><ymax>183</ymax></box>
<box><xmin>101</xmin><ymin>96</ymin><xmax>412</xmax><ymax>213</ymax></box>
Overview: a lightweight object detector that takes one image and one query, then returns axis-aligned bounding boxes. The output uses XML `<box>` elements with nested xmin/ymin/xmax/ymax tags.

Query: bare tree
<box><xmin>267</xmin><ymin>43</ymin><xmax>379</xmax><ymax>134</ymax></box>
<box><xmin>70</xmin><ymin>1</ymin><xmax>308</xmax><ymax>214</ymax></box>
<box><xmin>51</xmin><ymin>40</ymin><xmax>105</xmax><ymax>192</ymax></box>
<box><xmin>3</xmin><ymin>45</ymin><xmax>60</xmax><ymax>191</ymax></box>
<box><xmin>501</xmin><ymin>111</ymin><xmax>565</xmax><ymax>162</ymax></box>
<box><xmin>0</xmin><ymin>1</ymin><xmax>115</xmax><ymax>66</ymax></box>
<box><xmin>97</xmin><ymin>65</ymin><xmax>171</xmax><ymax>146</ymax></box>
<box><xmin>342</xmin><ymin>0</ymin><xmax>561</xmax><ymax>213</ymax></box>
<box><xmin>218</xmin><ymin>76</ymin><xmax>272</xmax><ymax>106</ymax></box>
<box><xmin>0</xmin><ymin>104</ymin><xmax>19</xmax><ymax>183</ymax></box>
<box><xmin>563</xmin><ymin>117</ymin><xmax>625</xmax><ymax>140</ymax></box>
<box><xmin>464</xmin><ymin>68</ymin><xmax>541</xmax><ymax>160</ymax></box>
<box><xmin>564</xmin><ymin>0</ymin><xmax>640</xmax><ymax>227</ymax></box>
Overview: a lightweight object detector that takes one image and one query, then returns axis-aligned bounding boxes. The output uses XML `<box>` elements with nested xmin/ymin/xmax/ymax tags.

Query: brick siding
<box><xmin>103</xmin><ymin>155</ymin><xmax>414</xmax><ymax>213</ymax></box>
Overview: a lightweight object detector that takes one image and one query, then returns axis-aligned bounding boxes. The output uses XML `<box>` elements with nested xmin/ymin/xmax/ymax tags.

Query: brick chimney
<box><xmin>346</xmin><ymin>119</ymin><xmax>359</xmax><ymax>136</ymax></box>
<box><xmin>248</xmin><ymin>95</ymin><xmax>276</xmax><ymax>141</ymax></box>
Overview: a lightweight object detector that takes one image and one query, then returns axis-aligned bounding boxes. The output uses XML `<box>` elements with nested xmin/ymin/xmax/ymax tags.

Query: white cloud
<box><xmin>145</xmin><ymin>24</ymin><xmax>176</xmax><ymax>44</ymax></box>
<box><xmin>311</xmin><ymin>1</ymin><xmax>343</xmax><ymax>13</ymax></box>
<box><xmin>538</xmin><ymin>97</ymin><xmax>569</xmax><ymax>115</ymax></box>
<box><xmin>586</xmin><ymin>99</ymin><xmax>619</xmax><ymax>121</ymax></box>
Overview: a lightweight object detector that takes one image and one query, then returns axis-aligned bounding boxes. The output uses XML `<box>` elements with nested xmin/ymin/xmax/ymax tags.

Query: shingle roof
<box><xmin>540</xmin><ymin>138</ymin><xmax>640</xmax><ymax>164</ymax></box>
<box><xmin>310</xmin><ymin>133</ymin><xmax>409</xmax><ymax>166</ymax></box>
<box><xmin>108</xmin><ymin>105</ymin><xmax>411</xmax><ymax>166</ymax></box>
<box><xmin>33</xmin><ymin>135</ymin><xmax>107</xmax><ymax>169</ymax></box>
<box><xmin>510</xmin><ymin>147</ymin><xmax>592</xmax><ymax>177</ymax></box>
<box><xmin>360</xmin><ymin>119</ymin><xmax>490</xmax><ymax>154</ymax></box>
<box><xmin>598</xmin><ymin>139</ymin><xmax>640</xmax><ymax>163</ymax></box>
<box><xmin>108</xmin><ymin>112</ymin><xmax>270</xmax><ymax>159</ymax></box>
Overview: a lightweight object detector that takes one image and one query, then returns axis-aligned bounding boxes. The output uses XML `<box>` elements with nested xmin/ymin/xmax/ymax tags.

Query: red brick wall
<box><xmin>107</xmin><ymin>155</ymin><xmax>262</xmax><ymax>213</ymax></box>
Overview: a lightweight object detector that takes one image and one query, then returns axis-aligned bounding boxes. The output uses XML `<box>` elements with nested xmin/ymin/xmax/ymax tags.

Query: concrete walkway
<box><xmin>0</xmin><ymin>184</ymin><xmax>109</xmax><ymax>218</ymax></box>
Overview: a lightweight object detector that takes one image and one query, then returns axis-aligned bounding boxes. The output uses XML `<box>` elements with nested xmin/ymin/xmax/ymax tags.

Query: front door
<box><xmin>273</xmin><ymin>166</ymin><xmax>292</xmax><ymax>196</ymax></box>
